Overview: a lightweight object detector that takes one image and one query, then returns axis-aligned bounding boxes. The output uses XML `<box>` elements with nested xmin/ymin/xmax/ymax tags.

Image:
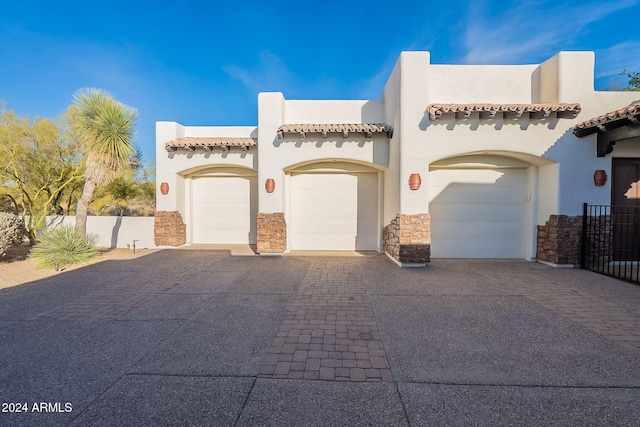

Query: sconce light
<box><xmin>409</xmin><ymin>173</ymin><xmax>421</xmax><ymax>190</ymax></box>
<box><xmin>593</xmin><ymin>170</ymin><xmax>607</xmax><ymax>186</ymax></box>
<box><xmin>265</xmin><ymin>178</ymin><xmax>276</xmax><ymax>193</ymax></box>
<box><xmin>160</xmin><ymin>182</ymin><xmax>169</xmax><ymax>195</ymax></box>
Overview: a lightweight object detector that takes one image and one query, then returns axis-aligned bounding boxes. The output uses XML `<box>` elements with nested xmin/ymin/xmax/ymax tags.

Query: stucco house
<box><xmin>154</xmin><ymin>51</ymin><xmax>640</xmax><ymax>266</ymax></box>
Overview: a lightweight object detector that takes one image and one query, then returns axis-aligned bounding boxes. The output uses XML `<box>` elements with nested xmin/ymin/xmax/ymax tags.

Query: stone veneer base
<box><xmin>154</xmin><ymin>211</ymin><xmax>186</xmax><ymax>247</ymax></box>
<box><xmin>257</xmin><ymin>212</ymin><xmax>287</xmax><ymax>254</ymax></box>
<box><xmin>383</xmin><ymin>213</ymin><xmax>431</xmax><ymax>265</ymax></box>
<box><xmin>536</xmin><ymin>214</ymin><xmax>582</xmax><ymax>266</ymax></box>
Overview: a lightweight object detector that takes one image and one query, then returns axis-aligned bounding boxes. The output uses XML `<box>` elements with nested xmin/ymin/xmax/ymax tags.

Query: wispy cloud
<box><xmin>595</xmin><ymin>41</ymin><xmax>640</xmax><ymax>78</ymax></box>
<box><xmin>223</xmin><ymin>51</ymin><xmax>298</xmax><ymax>96</ymax></box>
<box><xmin>462</xmin><ymin>0</ymin><xmax>638</xmax><ymax>64</ymax></box>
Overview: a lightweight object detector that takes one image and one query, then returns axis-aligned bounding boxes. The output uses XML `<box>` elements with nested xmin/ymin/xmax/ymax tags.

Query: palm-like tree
<box><xmin>73</xmin><ymin>88</ymin><xmax>138</xmax><ymax>236</ymax></box>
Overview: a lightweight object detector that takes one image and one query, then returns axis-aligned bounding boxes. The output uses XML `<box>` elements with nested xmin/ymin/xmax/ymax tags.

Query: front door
<box><xmin>611</xmin><ymin>158</ymin><xmax>640</xmax><ymax>260</ymax></box>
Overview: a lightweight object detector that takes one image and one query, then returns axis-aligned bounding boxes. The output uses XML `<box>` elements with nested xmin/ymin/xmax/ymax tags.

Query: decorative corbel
<box><xmin>455</xmin><ymin>110</ymin><xmax>471</xmax><ymax>120</ymax></box>
<box><xmin>479</xmin><ymin>110</ymin><xmax>497</xmax><ymax>120</ymax></box>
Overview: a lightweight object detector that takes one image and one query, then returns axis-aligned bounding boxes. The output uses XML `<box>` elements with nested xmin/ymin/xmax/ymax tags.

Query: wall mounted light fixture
<box><xmin>593</xmin><ymin>170</ymin><xmax>607</xmax><ymax>186</ymax></box>
<box><xmin>160</xmin><ymin>182</ymin><xmax>169</xmax><ymax>195</ymax></box>
<box><xmin>409</xmin><ymin>173</ymin><xmax>422</xmax><ymax>190</ymax></box>
<box><xmin>265</xmin><ymin>178</ymin><xmax>276</xmax><ymax>193</ymax></box>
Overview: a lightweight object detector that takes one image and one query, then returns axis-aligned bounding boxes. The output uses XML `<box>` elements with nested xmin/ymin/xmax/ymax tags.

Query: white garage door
<box><xmin>429</xmin><ymin>168</ymin><xmax>526</xmax><ymax>258</ymax></box>
<box><xmin>290</xmin><ymin>173</ymin><xmax>378</xmax><ymax>251</ymax></box>
<box><xmin>192</xmin><ymin>176</ymin><xmax>257</xmax><ymax>244</ymax></box>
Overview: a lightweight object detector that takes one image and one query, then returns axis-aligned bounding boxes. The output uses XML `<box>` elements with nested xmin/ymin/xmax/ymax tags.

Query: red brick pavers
<box><xmin>502</xmin><ymin>278</ymin><xmax>640</xmax><ymax>353</ymax></box>
<box><xmin>259</xmin><ymin>260</ymin><xmax>393</xmax><ymax>382</ymax></box>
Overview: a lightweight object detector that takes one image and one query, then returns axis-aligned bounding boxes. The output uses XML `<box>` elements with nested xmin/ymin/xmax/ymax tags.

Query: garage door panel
<box><xmin>292</xmin><ymin>189</ymin><xmax>358</xmax><ymax>204</ymax></box>
<box><xmin>194</xmin><ymin>190</ymin><xmax>251</xmax><ymax>204</ymax></box>
<box><xmin>435</xmin><ymin>238</ymin><xmax>524</xmax><ymax>259</ymax></box>
<box><xmin>429</xmin><ymin>168</ymin><xmax>526</xmax><ymax>258</ymax></box>
<box><xmin>193</xmin><ymin>203</ymin><xmax>251</xmax><ymax>217</ymax></box>
<box><xmin>292</xmin><ymin>233</ymin><xmax>356</xmax><ymax>251</ymax></box>
<box><xmin>291</xmin><ymin>203</ymin><xmax>355</xmax><ymax>220</ymax></box>
<box><xmin>193</xmin><ymin>214</ymin><xmax>249</xmax><ymax>228</ymax></box>
<box><xmin>429</xmin><ymin>169</ymin><xmax>525</xmax><ymax>185</ymax></box>
<box><xmin>196</xmin><ymin>229</ymin><xmax>252</xmax><ymax>244</ymax></box>
<box><xmin>291</xmin><ymin>218</ymin><xmax>357</xmax><ymax>233</ymax></box>
<box><xmin>192</xmin><ymin>176</ymin><xmax>256</xmax><ymax>244</ymax></box>
<box><xmin>430</xmin><ymin>185</ymin><xmax>524</xmax><ymax>205</ymax></box>
<box><xmin>290</xmin><ymin>172</ymin><xmax>378</xmax><ymax>251</ymax></box>
<box><xmin>430</xmin><ymin>203</ymin><xmax>525</xmax><ymax>221</ymax></box>
<box><xmin>431</xmin><ymin>220</ymin><xmax>524</xmax><ymax>239</ymax></box>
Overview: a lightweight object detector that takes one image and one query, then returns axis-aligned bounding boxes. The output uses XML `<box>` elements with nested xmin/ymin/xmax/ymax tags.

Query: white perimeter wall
<box><xmin>44</xmin><ymin>216</ymin><xmax>156</xmax><ymax>249</ymax></box>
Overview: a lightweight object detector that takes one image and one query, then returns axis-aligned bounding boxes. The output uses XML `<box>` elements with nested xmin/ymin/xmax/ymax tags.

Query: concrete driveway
<box><xmin>1</xmin><ymin>249</ymin><xmax>639</xmax><ymax>426</ymax></box>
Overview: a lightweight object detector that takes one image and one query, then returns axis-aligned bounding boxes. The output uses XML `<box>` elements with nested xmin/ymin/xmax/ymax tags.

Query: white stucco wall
<box><xmin>44</xmin><ymin>216</ymin><xmax>156</xmax><ymax>249</ymax></box>
<box><xmin>381</xmin><ymin>55</ymin><xmax>402</xmax><ymax>225</ymax></box>
<box><xmin>428</xmin><ymin>64</ymin><xmax>537</xmax><ymax>104</ymax></box>
<box><xmin>156</xmin><ymin>49</ymin><xmax>640</xmax><ymax>259</ymax></box>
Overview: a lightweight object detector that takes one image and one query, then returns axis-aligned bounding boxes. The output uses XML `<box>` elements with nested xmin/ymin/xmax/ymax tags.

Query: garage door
<box><xmin>429</xmin><ymin>168</ymin><xmax>526</xmax><ymax>258</ymax></box>
<box><xmin>290</xmin><ymin>173</ymin><xmax>378</xmax><ymax>250</ymax></box>
<box><xmin>192</xmin><ymin>176</ymin><xmax>257</xmax><ymax>244</ymax></box>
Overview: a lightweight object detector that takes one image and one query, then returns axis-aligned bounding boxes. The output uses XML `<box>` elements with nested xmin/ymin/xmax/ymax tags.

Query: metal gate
<box><xmin>581</xmin><ymin>203</ymin><xmax>640</xmax><ymax>284</ymax></box>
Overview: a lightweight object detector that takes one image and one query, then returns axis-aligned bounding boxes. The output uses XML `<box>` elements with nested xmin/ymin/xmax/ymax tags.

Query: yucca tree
<box><xmin>73</xmin><ymin>88</ymin><xmax>138</xmax><ymax>236</ymax></box>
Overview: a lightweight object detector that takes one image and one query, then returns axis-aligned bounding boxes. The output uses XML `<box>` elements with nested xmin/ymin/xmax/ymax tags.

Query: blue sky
<box><xmin>1</xmin><ymin>0</ymin><xmax>639</xmax><ymax>163</ymax></box>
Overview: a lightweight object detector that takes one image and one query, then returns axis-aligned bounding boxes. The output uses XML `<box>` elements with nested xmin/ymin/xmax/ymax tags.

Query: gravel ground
<box><xmin>0</xmin><ymin>243</ymin><xmax>156</xmax><ymax>290</ymax></box>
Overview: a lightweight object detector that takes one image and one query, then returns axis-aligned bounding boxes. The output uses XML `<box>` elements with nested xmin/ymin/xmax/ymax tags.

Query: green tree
<box><xmin>0</xmin><ymin>107</ymin><xmax>85</xmax><ymax>244</ymax></box>
<box><xmin>90</xmin><ymin>149</ymin><xmax>156</xmax><ymax>216</ymax></box>
<box><xmin>621</xmin><ymin>68</ymin><xmax>640</xmax><ymax>91</ymax></box>
<box><xmin>92</xmin><ymin>169</ymin><xmax>140</xmax><ymax>215</ymax></box>
<box><xmin>72</xmin><ymin>88</ymin><xmax>138</xmax><ymax>235</ymax></box>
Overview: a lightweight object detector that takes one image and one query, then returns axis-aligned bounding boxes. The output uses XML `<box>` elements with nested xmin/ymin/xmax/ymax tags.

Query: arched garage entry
<box><xmin>285</xmin><ymin>161</ymin><xmax>384</xmax><ymax>251</ymax></box>
<box><xmin>183</xmin><ymin>166</ymin><xmax>257</xmax><ymax>244</ymax></box>
<box><xmin>429</xmin><ymin>153</ymin><xmax>549</xmax><ymax>259</ymax></box>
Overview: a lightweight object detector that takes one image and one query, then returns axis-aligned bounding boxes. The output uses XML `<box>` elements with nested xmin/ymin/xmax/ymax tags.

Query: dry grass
<box><xmin>0</xmin><ymin>243</ymin><xmax>156</xmax><ymax>290</ymax></box>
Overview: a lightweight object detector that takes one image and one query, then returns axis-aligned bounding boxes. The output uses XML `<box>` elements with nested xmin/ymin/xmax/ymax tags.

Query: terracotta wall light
<box><xmin>265</xmin><ymin>178</ymin><xmax>276</xmax><ymax>193</ymax></box>
<box><xmin>593</xmin><ymin>170</ymin><xmax>607</xmax><ymax>186</ymax></box>
<box><xmin>409</xmin><ymin>173</ymin><xmax>422</xmax><ymax>190</ymax></box>
<box><xmin>160</xmin><ymin>182</ymin><xmax>169</xmax><ymax>195</ymax></box>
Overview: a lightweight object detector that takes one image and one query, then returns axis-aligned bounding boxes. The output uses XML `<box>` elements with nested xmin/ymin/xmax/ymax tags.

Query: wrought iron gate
<box><xmin>581</xmin><ymin>203</ymin><xmax>640</xmax><ymax>284</ymax></box>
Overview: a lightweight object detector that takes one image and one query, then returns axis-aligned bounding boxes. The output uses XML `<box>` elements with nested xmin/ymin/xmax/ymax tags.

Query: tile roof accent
<box><xmin>165</xmin><ymin>137</ymin><xmax>257</xmax><ymax>152</ymax></box>
<box><xmin>427</xmin><ymin>103</ymin><xmax>581</xmax><ymax>120</ymax></box>
<box><xmin>277</xmin><ymin>123</ymin><xmax>394</xmax><ymax>139</ymax></box>
<box><xmin>573</xmin><ymin>102</ymin><xmax>640</xmax><ymax>136</ymax></box>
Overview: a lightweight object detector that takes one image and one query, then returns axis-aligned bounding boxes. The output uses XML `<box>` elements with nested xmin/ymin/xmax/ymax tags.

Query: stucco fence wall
<box><xmin>42</xmin><ymin>216</ymin><xmax>156</xmax><ymax>249</ymax></box>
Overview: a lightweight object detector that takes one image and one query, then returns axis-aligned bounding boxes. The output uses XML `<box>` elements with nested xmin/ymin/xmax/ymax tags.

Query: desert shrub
<box><xmin>0</xmin><ymin>212</ymin><xmax>26</xmax><ymax>257</ymax></box>
<box><xmin>30</xmin><ymin>225</ymin><xmax>98</xmax><ymax>269</ymax></box>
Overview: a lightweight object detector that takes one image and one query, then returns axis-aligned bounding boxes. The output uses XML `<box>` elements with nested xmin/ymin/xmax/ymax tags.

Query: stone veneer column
<box><xmin>154</xmin><ymin>211</ymin><xmax>186</xmax><ymax>246</ymax></box>
<box><xmin>536</xmin><ymin>215</ymin><xmax>582</xmax><ymax>266</ymax></box>
<box><xmin>383</xmin><ymin>213</ymin><xmax>431</xmax><ymax>265</ymax></box>
<box><xmin>257</xmin><ymin>212</ymin><xmax>286</xmax><ymax>254</ymax></box>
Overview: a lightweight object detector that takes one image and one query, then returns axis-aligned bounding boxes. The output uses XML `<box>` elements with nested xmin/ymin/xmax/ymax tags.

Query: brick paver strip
<box><xmin>501</xmin><ymin>278</ymin><xmax>640</xmax><ymax>353</ymax></box>
<box><xmin>260</xmin><ymin>260</ymin><xmax>393</xmax><ymax>382</ymax></box>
